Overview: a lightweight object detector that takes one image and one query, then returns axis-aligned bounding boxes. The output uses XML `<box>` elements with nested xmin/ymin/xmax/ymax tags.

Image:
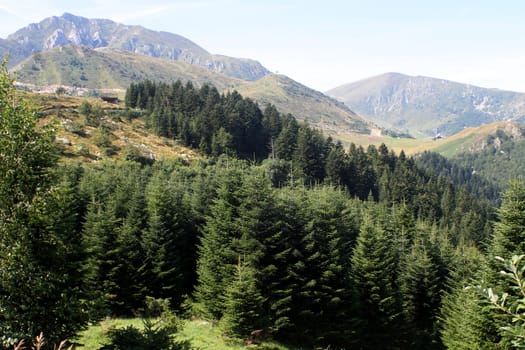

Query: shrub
<box><xmin>98</xmin><ymin>320</ymin><xmax>173</xmax><ymax>350</ymax></box>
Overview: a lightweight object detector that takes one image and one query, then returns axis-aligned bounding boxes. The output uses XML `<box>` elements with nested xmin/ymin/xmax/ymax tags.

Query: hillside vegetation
<box><xmin>29</xmin><ymin>92</ymin><xmax>198</xmax><ymax>163</ymax></box>
<box><xmin>235</xmin><ymin>74</ymin><xmax>370</xmax><ymax>133</ymax></box>
<box><xmin>13</xmin><ymin>46</ymin><xmax>244</xmax><ymax>91</ymax></box>
<box><xmin>12</xmin><ymin>46</ymin><xmax>369</xmax><ymax>135</ymax></box>
<box><xmin>5</xmin><ymin>59</ymin><xmax>525</xmax><ymax>349</ymax></box>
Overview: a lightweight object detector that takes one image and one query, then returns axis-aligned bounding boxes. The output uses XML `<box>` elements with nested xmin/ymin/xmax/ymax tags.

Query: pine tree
<box><xmin>194</xmin><ymin>168</ymin><xmax>243</xmax><ymax>319</ymax></box>
<box><xmin>221</xmin><ymin>258</ymin><xmax>267</xmax><ymax>339</ymax></box>
<box><xmin>82</xmin><ymin>198</ymin><xmax>120</xmax><ymax>314</ymax></box>
<box><xmin>490</xmin><ymin>180</ymin><xmax>525</xmax><ymax>260</ymax></box>
<box><xmin>293</xmin><ymin>187</ymin><xmax>356</xmax><ymax>347</ymax></box>
<box><xmin>348</xmin><ymin>144</ymin><xmax>377</xmax><ymax>200</ymax></box>
<box><xmin>264</xmin><ymin>187</ymin><xmax>306</xmax><ymax>337</ymax></box>
<box><xmin>439</xmin><ymin>244</ymin><xmax>501</xmax><ymax>350</ymax></box>
<box><xmin>400</xmin><ymin>238</ymin><xmax>442</xmax><ymax>349</ymax></box>
<box><xmin>274</xmin><ymin>115</ymin><xmax>298</xmax><ymax>161</ymax></box>
<box><xmin>350</xmin><ymin>209</ymin><xmax>402</xmax><ymax>349</ymax></box>
<box><xmin>142</xmin><ymin>171</ymin><xmax>195</xmax><ymax>309</ymax></box>
<box><xmin>293</xmin><ymin>124</ymin><xmax>327</xmax><ymax>184</ymax></box>
<box><xmin>325</xmin><ymin>141</ymin><xmax>349</xmax><ymax>187</ymax></box>
<box><xmin>475</xmin><ymin>180</ymin><xmax>525</xmax><ymax>349</ymax></box>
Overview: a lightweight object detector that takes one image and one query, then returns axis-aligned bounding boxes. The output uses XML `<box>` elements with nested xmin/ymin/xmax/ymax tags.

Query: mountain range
<box><xmin>2</xmin><ymin>12</ymin><xmax>269</xmax><ymax>81</ymax></box>
<box><xmin>3</xmin><ymin>13</ymin><xmax>369</xmax><ymax>135</ymax></box>
<box><xmin>4</xmin><ymin>13</ymin><xmax>525</xmax><ymax>142</ymax></box>
<box><xmin>327</xmin><ymin>72</ymin><xmax>525</xmax><ymax>138</ymax></box>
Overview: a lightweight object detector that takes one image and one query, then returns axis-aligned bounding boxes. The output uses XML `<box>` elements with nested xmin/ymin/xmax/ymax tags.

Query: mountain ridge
<box><xmin>2</xmin><ymin>12</ymin><xmax>270</xmax><ymax>81</ymax></box>
<box><xmin>327</xmin><ymin>72</ymin><xmax>525</xmax><ymax>138</ymax></box>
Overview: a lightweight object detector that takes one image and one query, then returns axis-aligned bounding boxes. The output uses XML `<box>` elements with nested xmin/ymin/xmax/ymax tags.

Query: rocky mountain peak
<box><xmin>2</xmin><ymin>13</ymin><xmax>270</xmax><ymax>81</ymax></box>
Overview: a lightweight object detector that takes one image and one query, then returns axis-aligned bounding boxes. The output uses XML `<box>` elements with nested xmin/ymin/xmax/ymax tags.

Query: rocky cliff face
<box><xmin>327</xmin><ymin>73</ymin><xmax>525</xmax><ymax>137</ymax></box>
<box><xmin>2</xmin><ymin>13</ymin><xmax>270</xmax><ymax>81</ymax></box>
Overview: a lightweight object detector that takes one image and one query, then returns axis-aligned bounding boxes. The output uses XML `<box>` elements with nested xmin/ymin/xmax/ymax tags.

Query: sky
<box><xmin>1</xmin><ymin>0</ymin><xmax>525</xmax><ymax>92</ymax></box>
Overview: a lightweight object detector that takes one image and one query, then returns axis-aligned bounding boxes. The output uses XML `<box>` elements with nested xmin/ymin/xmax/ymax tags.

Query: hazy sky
<box><xmin>1</xmin><ymin>0</ymin><xmax>524</xmax><ymax>92</ymax></box>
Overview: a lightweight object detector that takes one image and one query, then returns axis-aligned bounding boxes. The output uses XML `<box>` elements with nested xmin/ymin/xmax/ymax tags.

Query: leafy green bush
<box><xmin>99</xmin><ymin>319</ymin><xmax>174</xmax><ymax>350</ymax></box>
<box><xmin>482</xmin><ymin>255</ymin><xmax>525</xmax><ymax>349</ymax></box>
<box><xmin>99</xmin><ymin>298</ymin><xmax>188</xmax><ymax>350</ymax></box>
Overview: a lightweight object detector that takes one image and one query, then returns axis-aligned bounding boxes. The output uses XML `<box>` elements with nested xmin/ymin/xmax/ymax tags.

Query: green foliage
<box><xmin>350</xmin><ymin>209</ymin><xmax>402</xmax><ymax>349</ymax></box>
<box><xmin>92</xmin><ymin>125</ymin><xmax>113</xmax><ymax>148</ymax></box>
<box><xmin>400</xmin><ymin>237</ymin><xmax>442</xmax><ymax>349</ymax></box>
<box><xmin>127</xmin><ymin>81</ymin><xmax>269</xmax><ymax>160</ymax></box>
<box><xmin>450</xmin><ymin>127</ymin><xmax>525</xmax><ymax>187</ymax></box>
<box><xmin>99</xmin><ymin>297</ymin><xmax>187</xmax><ymax>350</ymax></box>
<box><xmin>99</xmin><ymin>319</ymin><xmax>180</xmax><ymax>350</ymax></box>
<box><xmin>288</xmin><ymin>187</ymin><xmax>356</xmax><ymax>347</ymax></box>
<box><xmin>0</xmin><ymin>59</ymin><xmax>98</xmax><ymax>347</ymax></box>
<box><xmin>292</xmin><ymin>124</ymin><xmax>327</xmax><ymax>184</ymax></box>
<box><xmin>439</xmin><ymin>181</ymin><xmax>525</xmax><ymax>350</ymax></box>
<box><xmin>193</xmin><ymin>168</ymin><xmax>244</xmax><ymax>319</ymax></box>
<box><xmin>79</xmin><ymin>100</ymin><xmax>92</xmax><ymax>117</ymax></box>
<box><xmin>221</xmin><ymin>258</ymin><xmax>267</xmax><ymax>339</ymax></box>
<box><xmin>483</xmin><ymin>255</ymin><xmax>525</xmax><ymax>349</ymax></box>
<box><xmin>55</xmin><ymin>86</ymin><xmax>67</xmax><ymax>95</ymax></box>
<box><xmin>416</xmin><ymin>151</ymin><xmax>501</xmax><ymax>204</ymax></box>
<box><xmin>0</xmin><ymin>69</ymin><xmax>506</xmax><ymax>349</ymax></box>
<box><xmin>490</xmin><ymin>181</ymin><xmax>525</xmax><ymax>260</ymax></box>
<box><xmin>142</xmin><ymin>171</ymin><xmax>197</xmax><ymax>308</ymax></box>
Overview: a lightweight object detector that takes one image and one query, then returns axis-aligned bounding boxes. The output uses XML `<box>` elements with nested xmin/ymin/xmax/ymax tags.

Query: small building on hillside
<box><xmin>100</xmin><ymin>95</ymin><xmax>120</xmax><ymax>104</ymax></box>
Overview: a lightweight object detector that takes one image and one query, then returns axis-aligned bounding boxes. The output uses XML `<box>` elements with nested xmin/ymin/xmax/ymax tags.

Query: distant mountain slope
<box><xmin>235</xmin><ymin>74</ymin><xmax>370</xmax><ymax>133</ymax></box>
<box><xmin>2</xmin><ymin>13</ymin><xmax>270</xmax><ymax>81</ymax></box>
<box><xmin>439</xmin><ymin>121</ymin><xmax>525</xmax><ymax>188</ymax></box>
<box><xmin>327</xmin><ymin>72</ymin><xmax>525</xmax><ymax>138</ymax></box>
<box><xmin>12</xmin><ymin>46</ymin><xmax>368</xmax><ymax>134</ymax></box>
<box><xmin>13</xmin><ymin>45</ymin><xmax>244</xmax><ymax>91</ymax></box>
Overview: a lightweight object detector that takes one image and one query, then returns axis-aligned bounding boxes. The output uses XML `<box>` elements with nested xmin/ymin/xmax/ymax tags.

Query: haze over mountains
<box><xmin>327</xmin><ymin>72</ymin><xmax>525</xmax><ymax>138</ymax></box>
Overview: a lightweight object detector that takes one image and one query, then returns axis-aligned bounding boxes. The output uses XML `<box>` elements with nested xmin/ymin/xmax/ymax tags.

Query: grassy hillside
<box><xmin>30</xmin><ymin>92</ymin><xmax>198</xmax><ymax>163</ymax></box>
<box><xmin>13</xmin><ymin>46</ymin><xmax>244</xmax><ymax>91</ymax></box>
<box><xmin>31</xmin><ymin>88</ymin><xmax>522</xmax><ymax>164</ymax></box>
<box><xmin>234</xmin><ymin>74</ymin><xmax>370</xmax><ymax>134</ymax></box>
<box><xmin>336</xmin><ymin>121</ymin><xmax>523</xmax><ymax>157</ymax></box>
<box><xmin>31</xmin><ymin>87</ymin><xmax>523</xmax><ymax>165</ymax></box>
<box><xmin>13</xmin><ymin>47</ymin><xmax>369</xmax><ymax>135</ymax></box>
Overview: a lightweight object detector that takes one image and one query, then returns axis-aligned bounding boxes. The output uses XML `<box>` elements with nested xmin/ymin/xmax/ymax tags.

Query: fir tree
<box><xmin>293</xmin><ymin>187</ymin><xmax>355</xmax><ymax>347</ymax></box>
<box><xmin>325</xmin><ymin>141</ymin><xmax>349</xmax><ymax>187</ymax></box>
<box><xmin>221</xmin><ymin>258</ymin><xmax>267</xmax><ymax>339</ymax></box>
<box><xmin>439</xmin><ymin>245</ymin><xmax>501</xmax><ymax>350</ymax></box>
<box><xmin>400</xmin><ymin>238</ymin><xmax>442</xmax><ymax>349</ymax></box>
<box><xmin>143</xmin><ymin>171</ymin><xmax>195</xmax><ymax>309</ymax></box>
<box><xmin>350</xmin><ymin>209</ymin><xmax>402</xmax><ymax>349</ymax></box>
<box><xmin>194</xmin><ymin>169</ymin><xmax>243</xmax><ymax>319</ymax></box>
<box><xmin>489</xmin><ymin>180</ymin><xmax>525</xmax><ymax>260</ymax></box>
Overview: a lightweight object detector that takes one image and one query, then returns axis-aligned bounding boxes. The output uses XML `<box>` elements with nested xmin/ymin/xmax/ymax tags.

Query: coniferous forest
<box><xmin>3</xmin><ymin>64</ymin><xmax>525</xmax><ymax>349</ymax></box>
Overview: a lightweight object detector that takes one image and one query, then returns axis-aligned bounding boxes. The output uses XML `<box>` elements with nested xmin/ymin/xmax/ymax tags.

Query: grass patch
<box><xmin>76</xmin><ymin>318</ymin><xmax>289</xmax><ymax>350</ymax></box>
<box><xmin>75</xmin><ymin>318</ymin><xmax>144</xmax><ymax>349</ymax></box>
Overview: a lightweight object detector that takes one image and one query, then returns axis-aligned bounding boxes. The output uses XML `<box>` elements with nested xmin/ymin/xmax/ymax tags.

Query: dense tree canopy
<box><xmin>0</xmin><ymin>74</ymin><xmax>514</xmax><ymax>349</ymax></box>
<box><xmin>0</xmin><ymin>60</ymin><xmax>99</xmax><ymax>348</ymax></box>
